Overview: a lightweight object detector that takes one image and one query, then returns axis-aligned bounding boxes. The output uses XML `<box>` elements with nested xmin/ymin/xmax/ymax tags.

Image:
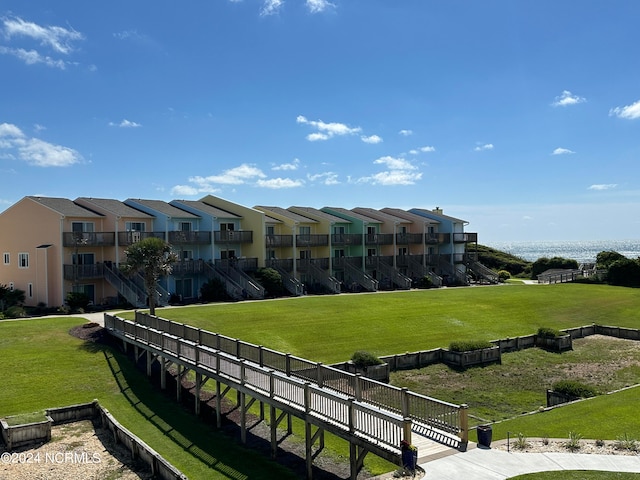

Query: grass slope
<box><xmin>0</xmin><ymin>317</ymin><xmax>297</xmax><ymax>479</ymax></box>
<box><xmin>129</xmin><ymin>284</ymin><xmax>640</xmax><ymax>364</ymax></box>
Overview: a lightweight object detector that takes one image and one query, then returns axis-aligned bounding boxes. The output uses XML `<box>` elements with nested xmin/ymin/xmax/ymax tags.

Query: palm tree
<box><xmin>120</xmin><ymin>237</ymin><xmax>178</xmax><ymax>315</ymax></box>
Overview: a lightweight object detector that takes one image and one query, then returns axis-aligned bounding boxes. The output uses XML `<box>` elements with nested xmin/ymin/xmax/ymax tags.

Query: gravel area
<box><xmin>0</xmin><ymin>420</ymin><xmax>152</xmax><ymax>480</ymax></box>
<box><xmin>494</xmin><ymin>437</ymin><xmax>639</xmax><ymax>455</ymax></box>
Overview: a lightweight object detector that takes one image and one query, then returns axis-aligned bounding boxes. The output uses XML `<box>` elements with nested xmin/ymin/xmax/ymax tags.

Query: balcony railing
<box><xmin>214</xmin><ymin>230</ymin><xmax>253</xmax><ymax>244</ymax></box>
<box><xmin>117</xmin><ymin>231</ymin><xmax>166</xmax><ymax>246</ymax></box>
<box><xmin>168</xmin><ymin>231</ymin><xmax>211</xmax><ymax>245</ymax></box>
<box><xmin>296</xmin><ymin>234</ymin><xmax>329</xmax><ymax>247</ymax></box>
<box><xmin>215</xmin><ymin>257</ymin><xmax>259</xmax><ymax>272</ymax></box>
<box><xmin>172</xmin><ymin>259</ymin><xmax>206</xmax><ymax>276</ymax></box>
<box><xmin>63</xmin><ymin>263</ymin><xmax>105</xmax><ymax>280</ymax></box>
<box><xmin>331</xmin><ymin>233</ymin><xmax>362</xmax><ymax>246</ymax></box>
<box><xmin>453</xmin><ymin>232</ymin><xmax>478</xmax><ymax>243</ymax></box>
<box><xmin>63</xmin><ymin>232</ymin><xmax>115</xmax><ymax>247</ymax></box>
<box><xmin>396</xmin><ymin>233</ymin><xmax>425</xmax><ymax>244</ymax></box>
<box><xmin>266</xmin><ymin>235</ymin><xmax>293</xmax><ymax>248</ymax></box>
<box><xmin>364</xmin><ymin>233</ymin><xmax>394</xmax><ymax>245</ymax></box>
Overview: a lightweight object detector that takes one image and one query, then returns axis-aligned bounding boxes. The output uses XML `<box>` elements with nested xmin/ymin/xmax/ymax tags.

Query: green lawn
<box><xmin>0</xmin><ymin>317</ymin><xmax>298</xmax><ymax>479</ymax></box>
<box><xmin>127</xmin><ymin>284</ymin><xmax>640</xmax><ymax>364</ymax></box>
<box><xmin>3</xmin><ymin>283</ymin><xmax>640</xmax><ymax>478</ymax></box>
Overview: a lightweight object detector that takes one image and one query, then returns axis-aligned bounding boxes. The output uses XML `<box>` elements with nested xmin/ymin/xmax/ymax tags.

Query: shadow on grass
<box><xmin>100</xmin><ymin>345</ymin><xmax>298</xmax><ymax>480</ymax></box>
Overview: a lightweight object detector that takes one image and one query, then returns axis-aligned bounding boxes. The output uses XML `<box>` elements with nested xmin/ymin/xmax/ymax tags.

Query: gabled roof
<box><xmin>28</xmin><ymin>196</ymin><xmax>103</xmax><ymax>217</ymax></box>
<box><xmin>380</xmin><ymin>207</ymin><xmax>441</xmax><ymax>225</ymax></box>
<box><xmin>172</xmin><ymin>200</ymin><xmax>240</xmax><ymax>219</ymax></box>
<box><xmin>323</xmin><ymin>207</ymin><xmax>381</xmax><ymax>224</ymax></box>
<box><xmin>255</xmin><ymin>206</ymin><xmax>317</xmax><ymax>224</ymax></box>
<box><xmin>352</xmin><ymin>207</ymin><xmax>410</xmax><ymax>225</ymax></box>
<box><xmin>410</xmin><ymin>208</ymin><xmax>466</xmax><ymax>224</ymax></box>
<box><xmin>76</xmin><ymin>197</ymin><xmax>153</xmax><ymax>218</ymax></box>
<box><xmin>127</xmin><ymin>199</ymin><xmax>199</xmax><ymax>218</ymax></box>
<box><xmin>288</xmin><ymin>206</ymin><xmax>351</xmax><ymax>224</ymax></box>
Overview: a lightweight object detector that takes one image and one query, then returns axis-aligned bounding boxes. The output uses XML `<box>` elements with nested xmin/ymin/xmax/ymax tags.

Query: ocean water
<box><xmin>485</xmin><ymin>239</ymin><xmax>640</xmax><ymax>264</ymax></box>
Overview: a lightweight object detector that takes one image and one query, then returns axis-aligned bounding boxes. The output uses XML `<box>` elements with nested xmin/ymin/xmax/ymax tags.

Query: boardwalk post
<box><xmin>354</xmin><ymin>374</ymin><xmax>362</xmax><ymax>401</ymax></box>
<box><xmin>402</xmin><ymin>417</ymin><xmax>412</xmax><ymax>446</ymax></box>
<box><xmin>401</xmin><ymin>388</ymin><xmax>409</xmax><ymax>418</ymax></box>
<box><xmin>176</xmin><ymin>365</ymin><xmax>182</xmax><ymax>402</ymax></box>
<box><xmin>305</xmin><ymin>421</ymin><xmax>313</xmax><ymax>480</ymax></box>
<box><xmin>160</xmin><ymin>356</ymin><xmax>166</xmax><ymax>390</ymax></box>
<box><xmin>146</xmin><ymin>350</ymin><xmax>152</xmax><ymax>377</ymax></box>
<box><xmin>215</xmin><ymin>380</ymin><xmax>222</xmax><ymax>428</ymax></box>
<box><xmin>459</xmin><ymin>404</ymin><xmax>469</xmax><ymax>450</ymax></box>
<box><xmin>195</xmin><ymin>372</ymin><xmax>202</xmax><ymax>416</ymax></box>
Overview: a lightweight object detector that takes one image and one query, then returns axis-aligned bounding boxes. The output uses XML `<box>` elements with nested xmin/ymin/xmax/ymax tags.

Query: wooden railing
<box><xmin>104</xmin><ymin>314</ymin><xmax>410</xmax><ymax>455</ymax></box>
<box><xmin>130</xmin><ymin>312</ymin><xmax>467</xmax><ymax>447</ymax></box>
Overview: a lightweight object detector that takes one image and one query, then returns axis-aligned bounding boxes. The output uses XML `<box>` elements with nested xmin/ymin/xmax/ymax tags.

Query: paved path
<box><xmin>420</xmin><ymin>445</ymin><xmax>640</xmax><ymax>479</ymax></box>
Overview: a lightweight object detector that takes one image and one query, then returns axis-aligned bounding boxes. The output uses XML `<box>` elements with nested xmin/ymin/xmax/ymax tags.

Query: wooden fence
<box><xmin>0</xmin><ymin>401</ymin><xmax>187</xmax><ymax>480</ymax></box>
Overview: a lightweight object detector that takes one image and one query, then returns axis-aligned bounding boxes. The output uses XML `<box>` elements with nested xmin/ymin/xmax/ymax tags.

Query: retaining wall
<box><xmin>0</xmin><ymin>401</ymin><xmax>187</xmax><ymax>480</ymax></box>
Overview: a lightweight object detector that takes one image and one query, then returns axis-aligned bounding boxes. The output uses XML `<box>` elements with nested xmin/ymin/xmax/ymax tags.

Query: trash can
<box><xmin>401</xmin><ymin>448</ymin><xmax>418</xmax><ymax>470</ymax></box>
<box><xmin>477</xmin><ymin>425</ymin><xmax>492</xmax><ymax>447</ymax></box>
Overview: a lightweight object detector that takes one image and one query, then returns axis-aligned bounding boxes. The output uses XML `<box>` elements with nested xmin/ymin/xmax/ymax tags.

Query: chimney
<box><xmin>433</xmin><ymin>207</ymin><xmax>443</xmax><ymax>215</ymax></box>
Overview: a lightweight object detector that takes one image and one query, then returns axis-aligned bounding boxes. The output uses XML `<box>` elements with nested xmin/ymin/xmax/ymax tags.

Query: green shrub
<box><xmin>5</xmin><ymin>305</ymin><xmax>26</xmax><ymax>318</ymax></box>
<box><xmin>552</xmin><ymin>380</ymin><xmax>598</xmax><ymax>398</ymax></box>
<box><xmin>498</xmin><ymin>270</ymin><xmax>511</xmax><ymax>282</ymax></box>
<box><xmin>537</xmin><ymin>327</ymin><xmax>563</xmax><ymax>339</ymax></box>
<box><xmin>65</xmin><ymin>292</ymin><xmax>91</xmax><ymax>311</ymax></box>
<box><xmin>449</xmin><ymin>340</ymin><xmax>494</xmax><ymax>352</ymax></box>
<box><xmin>415</xmin><ymin>275</ymin><xmax>433</xmax><ymax>289</ymax></box>
<box><xmin>614</xmin><ymin>433</ymin><xmax>638</xmax><ymax>452</ymax></box>
<box><xmin>351</xmin><ymin>351</ymin><xmax>383</xmax><ymax>368</ymax></box>
<box><xmin>565</xmin><ymin>431</ymin><xmax>583</xmax><ymax>452</ymax></box>
<box><xmin>200</xmin><ymin>278</ymin><xmax>231</xmax><ymax>302</ymax></box>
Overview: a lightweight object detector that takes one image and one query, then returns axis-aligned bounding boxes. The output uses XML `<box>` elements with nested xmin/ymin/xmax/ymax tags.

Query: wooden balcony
<box><xmin>63</xmin><ymin>263</ymin><xmax>105</xmax><ymax>280</ymax></box>
<box><xmin>396</xmin><ymin>233</ymin><xmax>425</xmax><ymax>244</ymax></box>
<box><xmin>215</xmin><ymin>257</ymin><xmax>259</xmax><ymax>271</ymax></box>
<box><xmin>331</xmin><ymin>233</ymin><xmax>362</xmax><ymax>246</ymax></box>
<box><xmin>453</xmin><ymin>232</ymin><xmax>478</xmax><ymax>243</ymax></box>
<box><xmin>214</xmin><ymin>230</ymin><xmax>253</xmax><ymax>244</ymax></box>
<box><xmin>117</xmin><ymin>231</ymin><xmax>166</xmax><ymax>246</ymax></box>
<box><xmin>63</xmin><ymin>232</ymin><xmax>115</xmax><ymax>247</ymax></box>
<box><xmin>365</xmin><ymin>233</ymin><xmax>394</xmax><ymax>245</ymax></box>
<box><xmin>172</xmin><ymin>259</ymin><xmax>206</xmax><ymax>276</ymax></box>
<box><xmin>266</xmin><ymin>235</ymin><xmax>293</xmax><ymax>248</ymax></box>
<box><xmin>168</xmin><ymin>231</ymin><xmax>211</xmax><ymax>245</ymax></box>
<box><xmin>296</xmin><ymin>234</ymin><xmax>329</xmax><ymax>247</ymax></box>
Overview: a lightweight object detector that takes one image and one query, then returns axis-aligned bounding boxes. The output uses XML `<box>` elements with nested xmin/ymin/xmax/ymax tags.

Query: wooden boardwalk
<box><xmin>104</xmin><ymin>313</ymin><xmax>467</xmax><ymax>478</ymax></box>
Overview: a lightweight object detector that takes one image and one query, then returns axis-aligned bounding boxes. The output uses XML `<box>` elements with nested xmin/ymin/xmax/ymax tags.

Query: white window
<box><xmin>220</xmin><ymin>223</ymin><xmax>235</xmax><ymax>231</ymax></box>
<box><xmin>299</xmin><ymin>226</ymin><xmax>311</xmax><ymax>235</ymax></box>
<box><xmin>72</xmin><ymin>222</ymin><xmax>94</xmax><ymax>232</ymax></box>
<box><xmin>179</xmin><ymin>222</ymin><xmax>192</xmax><ymax>232</ymax></box>
<box><xmin>18</xmin><ymin>253</ymin><xmax>29</xmax><ymax>268</ymax></box>
<box><xmin>2</xmin><ymin>253</ymin><xmax>8</xmax><ymax>265</ymax></box>
<box><xmin>125</xmin><ymin>222</ymin><xmax>146</xmax><ymax>232</ymax></box>
<box><xmin>181</xmin><ymin>250</ymin><xmax>193</xmax><ymax>260</ymax></box>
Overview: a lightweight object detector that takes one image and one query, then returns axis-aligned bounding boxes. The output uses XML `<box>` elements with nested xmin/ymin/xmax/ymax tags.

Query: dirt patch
<box><xmin>0</xmin><ymin>420</ymin><xmax>152</xmax><ymax>480</ymax></box>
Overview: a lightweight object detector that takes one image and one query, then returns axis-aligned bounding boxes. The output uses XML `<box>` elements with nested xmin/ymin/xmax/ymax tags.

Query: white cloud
<box><xmin>307</xmin><ymin>172</ymin><xmax>339</xmax><ymax>185</ymax></box>
<box><xmin>170</xmin><ymin>185</ymin><xmax>201</xmax><ymax>196</ymax></box>
<box><xmin>552</xmin><ymin>147</ymin><xmax>575</xmax><ymax>155</ymax></box>
<box><xmin>260</xmin><ymin>0</ymin><xmax>284</xmax><ymax>16</ymax></box>
<box><xmin>609</xmin><ymin>100</ymin><xmax>640</xmax><ymax>120</ymax></box>
<box><xmin>588</xmin><ymin>184</ymin><xmax>617</xmax><ymax>191</ymax></box>
<box><xmin>0</xmin><ymin>123</ymin><xmax>25</xmax><ymax>138</ymax></box>
<box><xmin>189</xmin><ymin>164</ymin><xmax>266</xmax><ymax>186</ymax></box>
<box><xmin>0</xmin><ymin>123</ymin><xmax>82</xmax><ymax>167</ymax></box>
<box><xmin>109</xmin><ymin>119</ymin><xmax>142</xmax><ymax>128</ymax></box>
<box><xmin>552</xmin><ymin>90</ymin><xmax>586</xmax><ymax>107</ymax></box>
<box><xmin>361</xmin><ymin>134</ymin><xmax>383</xmax><ymax>144</ymax></box>
<box><xmin>19</xmin><ymin>138</ymin><xmax>82</xmax><ymax>167</ymax></box>
<box><xmin>474</xmin><ymin>143</ymin><xmax>494</xmax><ymax>152</ymax></box>
<box><xmin>306</xmin><ymin>0</ymin><xmax>335</xmax><ymax>13</ymax></box>
<box><xmin>257</xmin><ymin>178</ymin><xmax>304</xmax><ymax>189</ymax></box>
<box><xmin>272</xmin><ymin>158</ymin><xmax>300</xmax><ymax>171</ymax></box>
<box><xmin>0</xmin><ymin>46</ymin><xmax>67</xmax><ymax>69</ymax></box>
<box><xmin>2</xmin><ymin>17</ymin><xmax>83</xmax><ymax>55</ymax></box>
<box><xmin>356</xmin><ymin>171</ymin><xmax>422</xmax><ymax>186</ymax></box>
<box><xmin>297</xmin><ymin>115</ymin><xmax>362</xmax><ymax>141</ymax></box>
<box><xmin>420</xmin><ymin>146</ymin><xmax>435</xmax><ymax>153</ymax></box>
<box><xmin>399</xmin><ymin>129</ymin><xmax>413</xmax><ymax>136</ymax></box>
<box><xmin>356</xmin><ymin>155</ymin><xmax>421</xmax><ymax>185</ymax></box>
<box><xmin>374</xmin><ymin>156</ymin><xmax>417</xmax><ymax>171</ymax></box>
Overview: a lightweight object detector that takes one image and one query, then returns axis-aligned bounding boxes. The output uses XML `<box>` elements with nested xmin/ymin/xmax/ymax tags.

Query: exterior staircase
<box><xmin>202</xmin><ymin>262</ymin><xmax>245</xmax><ymax>300</ymax></box>
<box><xmin>467</xmin><ymin>260</ymin><xmax>500</xmax><ymax>284</ymax></box>
<box><xmin>377</xmin><ymin>260</ymin><xmax>412</xmax><ymax>289</ymax></box>
<box><xmin>103</xmin><ymin>263</ymin><xmax>146</xmax><ymax>308</ymax></box>
<box><xmin>408</xmin><ymin>256</ymin><xmax>443</xmax><ymax>287</ymax></box>
<box><xmin>344</xmin><ymin>262</ymin><xmax>378</xmax><ymax>292</ymax></box>
<box><xmin>301</xmin><ymin>259</ymin><xmax>341</xmax><ymax>294</ymax></box>
<box><xmin>438</xmin><ymin>256</ymin><xmax>469</xmax><ymax>285</ymax></box>
<box><xmin>270</xmin><ymin>265</ymin><xmax>304</xmax><ymax>296</ymax></box>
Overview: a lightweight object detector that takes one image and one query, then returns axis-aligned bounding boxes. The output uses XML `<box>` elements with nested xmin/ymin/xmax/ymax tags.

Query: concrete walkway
<box><xmin>421</xmin><ymin>445</ymin><xmax>640</xmax><ymax>479</ymax></box>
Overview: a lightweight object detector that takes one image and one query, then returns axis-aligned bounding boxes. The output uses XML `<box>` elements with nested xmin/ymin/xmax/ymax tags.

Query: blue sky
<box><xmin>1</xmin><ymin>1</ymin><xmax>639</xmax><ymax>243</ymax></box>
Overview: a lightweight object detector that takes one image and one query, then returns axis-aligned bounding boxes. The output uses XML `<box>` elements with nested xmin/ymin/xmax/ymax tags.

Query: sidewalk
<box><xmin>421</xmin><ymin>444</ymin><xmax>640</xmax><ymax>479</ymax></box>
